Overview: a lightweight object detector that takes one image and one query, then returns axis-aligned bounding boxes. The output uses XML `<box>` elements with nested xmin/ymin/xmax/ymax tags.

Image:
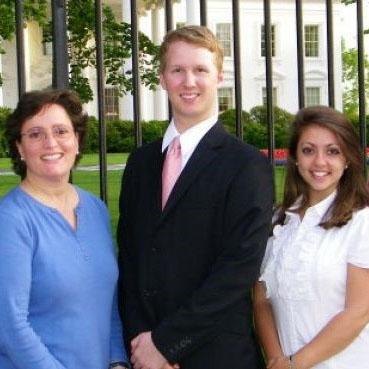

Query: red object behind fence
<box><xmin>260</xmin><ymin>148</ymin><xmax>369</xmax><ymax>162</ymax></box>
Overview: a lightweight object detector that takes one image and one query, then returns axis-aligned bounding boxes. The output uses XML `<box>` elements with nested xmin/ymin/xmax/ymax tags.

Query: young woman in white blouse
<box><xmin>254</xmin><ymin>106</ymin><xmax>369</xmax><ymax>369</ymax></box>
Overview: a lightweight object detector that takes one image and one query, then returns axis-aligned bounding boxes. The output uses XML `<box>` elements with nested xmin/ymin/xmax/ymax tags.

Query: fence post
<box><xmin>52</xmin><ymin>0</ymin><xmax>69</xmax><ymax>89</ymax></box>
<box><xmin>95</xmin><ymin>0</ymin><xmax>108</xmax><ymax>202</ymax></box>
<box><xmin>15</xmin><ymin>0</ymin><xmax>26</xmax><ymax>96</ymax></box>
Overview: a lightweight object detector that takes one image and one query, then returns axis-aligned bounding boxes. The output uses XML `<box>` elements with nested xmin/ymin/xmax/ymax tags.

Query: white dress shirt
<box><xmin>161</xmin><ymin>114</ymin><xmax>218</xmax><ymax>171</ymax></box>
<box><xmin>260</xmin><ymin>192</ymin><xmax>369</xmax><ymax>368</ymax></box>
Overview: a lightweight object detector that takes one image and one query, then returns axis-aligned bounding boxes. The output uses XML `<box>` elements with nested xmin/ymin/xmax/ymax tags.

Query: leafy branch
<box><xmin>342</xmin><ymin>45</ymin><xmax>369</xmax><ymax>115</ymax></box>
<box><xmin>0</xmin><ymin>0</ymin><xmax>48</xmax><ymax>85</ymax></box>
<box><xmin>0</xmin><ymin>0</ymin><xmax>160</xmax><ymax>102</ymax></box>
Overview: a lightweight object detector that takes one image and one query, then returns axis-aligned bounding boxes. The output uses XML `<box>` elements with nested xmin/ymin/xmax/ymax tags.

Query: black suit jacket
<box><xmin>117</xmin><ymin>123</ymin><xmax>273</xmax><ymax>369</ymax></box>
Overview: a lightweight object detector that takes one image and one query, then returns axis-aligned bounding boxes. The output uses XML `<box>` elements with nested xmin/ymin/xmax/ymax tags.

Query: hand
<box><xmin>267</xmin><ymin>356</ymin><xmax>289</xmax><ymax>369</ymax></box>
<box><xmin>162</xmin><ymin>363</ymin><xmax>180</xmax><ymax>369</ymax></box>
<box><xmin>131</xmin><ymin>331</ymin><xmax>168</xmax><ymax>369</ymax></box>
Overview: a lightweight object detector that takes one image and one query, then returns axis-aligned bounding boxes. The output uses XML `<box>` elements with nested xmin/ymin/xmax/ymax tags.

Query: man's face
<box><xmin>160</xmin><ymin>41</ymin><xmax>223</xmax><ymax>132</ymax></box>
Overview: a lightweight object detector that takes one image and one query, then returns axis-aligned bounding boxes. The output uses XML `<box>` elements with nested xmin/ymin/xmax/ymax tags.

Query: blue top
<box><xmin>0</xmin><ymin>186</ymin><xmax>128</xmax><ymax>369</ymax></box>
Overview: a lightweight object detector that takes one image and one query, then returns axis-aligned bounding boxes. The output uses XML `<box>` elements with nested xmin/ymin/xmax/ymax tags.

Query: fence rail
<box><xmin>6</xmin><ymin>0</ymin><xmax>368</xmax><ymax>202</ymax></box>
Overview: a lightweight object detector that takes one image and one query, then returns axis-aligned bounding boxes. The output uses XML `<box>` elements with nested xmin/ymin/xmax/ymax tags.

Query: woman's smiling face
<box><xmin>296</xmin><ymin>124</ymin><xmax>347</xmax><ymax>205</ymax></box>
<box><xmin>16</xmin><ymin>103</ymin><xmax>79</xmax><ymax>185</ymax></box>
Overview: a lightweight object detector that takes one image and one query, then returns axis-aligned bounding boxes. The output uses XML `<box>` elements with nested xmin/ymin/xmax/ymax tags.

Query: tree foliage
<box><xmin>342</xmin><ymin>46</ymin><xmax>369</xmax><ymax>115</ymax></box>
<box><xmin>219</xmin><ymin>106</ymin><xmax>293</xmax><ymax>148</ymax></box>
<box><xmin>0</xmin><ymin>0</ymin><xmax>48</xmax><ymax>85</ymax></box>
<box><xmin>0</xmin><ymin>0</ymin><xmax>160</xmax><ymax>102</ymax></box>
<box><xmin>0</xmin><ymin>0</ymin><xmax>48</xmax><ymax>48</ymax></box>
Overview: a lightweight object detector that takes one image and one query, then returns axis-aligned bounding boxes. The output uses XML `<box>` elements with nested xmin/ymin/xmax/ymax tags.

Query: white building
<box><xmin>1</xmin><ymin>0</ymin><xmax>365</xmax><ymax>119</ymax></box>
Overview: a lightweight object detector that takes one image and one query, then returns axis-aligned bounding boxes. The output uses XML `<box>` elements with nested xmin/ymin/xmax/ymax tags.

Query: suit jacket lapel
<box><xmin>159</xmin><ymin>123</ymin><xmax>227</xmax><ymax>221</ymax></box>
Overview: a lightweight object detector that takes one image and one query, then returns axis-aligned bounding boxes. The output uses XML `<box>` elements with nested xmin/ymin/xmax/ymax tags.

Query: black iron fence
<box><xmin>8</xmin><ymin>0</ymin><xmax>369</xmax><ymax>202</ymax></box>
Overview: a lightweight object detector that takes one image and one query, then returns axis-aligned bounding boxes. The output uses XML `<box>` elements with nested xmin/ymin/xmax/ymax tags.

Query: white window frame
<box><xmin>261</xmin><ymin>24</ymin><xmax>276</xmax><ymax>58</ymax></box>
<box><xmin>216</xmin><ymin>23</ymin><xmax>232</xmax><ymax>58</ymax></box>
<box><xmin>262</xmin><ymin>87</ymin><xmax>278</xmax><ymax>106</ymax></box>
<box><xmin>218</xmin><ymin>87</ymin><xmax>234</xmax><ymax>112</ymax></box>
<box><xmin>304</xmin><ymin>24</ymin><xmax>320</xmax><ymax>58</ymax></box>
<box><xmin>42</xmin><ymin>28</ymin><xmax>52</xmax><ymax>56</ymax></box>
<box><xmin>305</xmin><ymin>87</ymin><xmax>321</xmax><ymax>106</ymax></box>
<box><xmin>104</xmin><ymin>87</ymin><xmax>120</xmax><ymax>120</ymax></box>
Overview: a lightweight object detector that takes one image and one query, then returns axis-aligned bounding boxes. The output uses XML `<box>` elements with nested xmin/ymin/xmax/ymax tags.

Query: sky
<box><xmin>340</xmin><ymin>0</ymin><xmax>369</xmax><ymax>50</ymax></box>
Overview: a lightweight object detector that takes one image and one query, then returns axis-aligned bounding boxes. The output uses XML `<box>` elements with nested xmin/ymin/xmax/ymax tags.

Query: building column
<box><xmin>151</xmin><ymin>7</ymin><xmax>167</xmax><ymax>120</ymax></box>
<box><xmin>120</xmin><ymin>0</ymin><xmax>134</xmax><ymax>120</ymax></box>
<box><xmin>186</xmin><ymin>0</ymin><xmax>200</xmax><ymax>25</ymax></box>
<box><xmin>85</xmin><ymin>59</ymin><xmax>98</xmax><ymax>118</ymax></box>
<box><xmin>24</xmin><ymin>25</ymin><xmax>31</xmax><ymax>90</ymax></box>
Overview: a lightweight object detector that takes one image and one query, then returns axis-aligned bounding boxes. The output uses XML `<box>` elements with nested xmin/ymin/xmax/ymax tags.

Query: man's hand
<box><xmin>162</xmin><ymin>364</ymin><xmax>180</xmax><ymax>369</ymax></box>
<box><xmin>131</xmin><ymin>331</ymin><xmax>175</xmax><ymax>369</ymax></box>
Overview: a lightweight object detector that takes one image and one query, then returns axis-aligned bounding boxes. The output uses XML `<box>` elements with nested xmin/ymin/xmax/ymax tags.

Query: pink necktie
<box><xmin>162</xmin><ymin>136</ymin><xmax>182</xmax><ymax>209</ymax></box>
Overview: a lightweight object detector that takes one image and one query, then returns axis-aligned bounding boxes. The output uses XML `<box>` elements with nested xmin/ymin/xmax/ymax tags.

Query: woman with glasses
<box><xmin>0</xmin><ymin>89</ymin><xmax>129</xmax><ymax>369</ymax></box>
<box><xmin>253</xmin><ymin>106</ymin><xmax>369</xmax><ymax>369</ymax></box>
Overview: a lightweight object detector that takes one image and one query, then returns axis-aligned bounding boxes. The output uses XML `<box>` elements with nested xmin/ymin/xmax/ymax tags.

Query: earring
<box><xmin>345</xmin><ymin>164</ymin><xmax>348</xmax><ymax>169</ymax></box>
<box><xmin>295</xmin><ymin>162</ymin><xmax>299</xmax><ymax>166</ymax></box>
<box><xmin>20</xmin><ymin>156</ymin><xmax>25</xmax><ymax>161</ymax></box>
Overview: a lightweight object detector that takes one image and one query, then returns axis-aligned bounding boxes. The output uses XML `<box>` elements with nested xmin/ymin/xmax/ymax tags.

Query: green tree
<box><xmin>342</xmin><ymin>46</ymin><xmax>369</xmax><ymax>115</ymax></box>
<box><xmin>0</xmin><ymin>0</ymin><xmax>48</xmax><ymax>85</ymax></box>
<box><xmin>0</xmin><ymin>0</ymin><xmax>160</xmax><ymax>102</ymax></box>
<box><xmin>249</xmin><ymin>106</ymin><xmax>293</xmax><ymax>148</ymax></box>
<box><xmin>249</xmin><ymin>105</ymin><xmax>293</xmax><ymax>127</ymax></box>
<box><xmin>218</xmin><ymin>109</ymin><xmax>252</xmax><ymax>135</ymax></box>
<box><xmin>67</xmin><ymin>0</ymin><xmax>160</xmax><ymax>102</ymax></box>
<box><xmin>0</xmin><ymin>106</ymin><xmax>12</xmax><ymax>157</ymax></box>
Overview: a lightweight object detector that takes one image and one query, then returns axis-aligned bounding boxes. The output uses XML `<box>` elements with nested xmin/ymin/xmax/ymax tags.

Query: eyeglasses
<box><xmin>21</xmin><ymin>125</ymin><xmax>74</xmax><ymax>143</ymax></box>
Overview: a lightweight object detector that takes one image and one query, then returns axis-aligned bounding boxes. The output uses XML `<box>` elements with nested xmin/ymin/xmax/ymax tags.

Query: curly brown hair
<box><xmin>5</xmin><ymin>89</ymin><xmax>88</xmax><ymax>178</ymax></box>
<box><xmin>275</xmin><ymin>105</ymin><xmax>369</xmax><ymax>229</ymax></box>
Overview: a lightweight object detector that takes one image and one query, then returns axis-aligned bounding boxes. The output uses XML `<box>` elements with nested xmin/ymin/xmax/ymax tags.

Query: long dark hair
<box><xmin>275</xmin><ymin>106</ymin><xmax>369</xmax><ymax>229</ymax></box>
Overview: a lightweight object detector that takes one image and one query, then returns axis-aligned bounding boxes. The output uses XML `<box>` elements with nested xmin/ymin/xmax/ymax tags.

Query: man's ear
<box><xmin>159</xmin><ymin>74</ymin><xmax>167</xmax><ymax>91</ymax></box>
<box><xmin>217</xmin><ymin>71</ymin><xmax>224</xmax><ymax>85</ymax></box>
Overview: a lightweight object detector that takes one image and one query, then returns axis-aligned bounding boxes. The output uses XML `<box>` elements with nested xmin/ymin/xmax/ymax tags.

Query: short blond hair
<box><xmin>159</xmin><ymin>25</ymin><xmax>224</xmax><ymax>73</ymax></box>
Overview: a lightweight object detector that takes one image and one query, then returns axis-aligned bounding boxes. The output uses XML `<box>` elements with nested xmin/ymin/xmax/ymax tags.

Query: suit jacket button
<box><xmin>142</xmin><ymin>289</ymin><xmax>157</xmax><ymax>298</ymax></box>
<box><xmin>143</xmin><ymin>289</ymin><xmax>150</xmax><ymax>297</ymax></box>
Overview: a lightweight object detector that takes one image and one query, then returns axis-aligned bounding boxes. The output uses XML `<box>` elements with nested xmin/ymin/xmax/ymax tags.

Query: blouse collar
<box><xmin>286</xmin><ymin>191</ymin><xmax>337</xmax><ymax>225</ymax></box>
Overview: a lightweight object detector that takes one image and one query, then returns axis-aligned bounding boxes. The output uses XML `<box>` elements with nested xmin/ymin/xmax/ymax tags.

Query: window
<box><xmin>304</xmin><ymin>25</ymin><xmax>319</xmax><ymax>57</ymax></box>
<box><xmin>43</xmin><ymin>40</ymin><xmax>53</xmax><ymax>56</ymax></box>
<box><xmin>176</xmin><ymin>22</ymin><xmax>185</xmax><ymax>29</ymax></box>
<box><xmin>104</xmin><ymin>88</ymin><xmax>119</xmax><ymax>120</ymax></box>
<box><xmin>262</xmin><ymin>87</ymin><xmax>278</xmax><ymax>106</ymax></box>
<box><xmin>261</xmin><ymin>25</ymin><xmax>276</xmax><ymax>57</ymax></box>
<box><xmin>305</xmin><ymin>87</ymin><xmax>321</xmax><ymax>106</ymax></box>
<box><xmin>216</xmin><ymin>23</ymin><xmax>232</xmax><ymax>57</ymax></box>
<box><xmin>218</xmin><ymin>88</ymin><xmax>233</xmax><ymax>111</ymax></box>
<box><xmin>42</xmin><ymin>27</ymin><xmax>52</xmax><ymax>56</ymax></box>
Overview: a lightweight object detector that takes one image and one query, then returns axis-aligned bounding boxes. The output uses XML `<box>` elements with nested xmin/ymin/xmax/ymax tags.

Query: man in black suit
<box><xmin>118</xmin><ymin>25</ymin><xmax>273</xmax><ymax>369</ymax></box>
